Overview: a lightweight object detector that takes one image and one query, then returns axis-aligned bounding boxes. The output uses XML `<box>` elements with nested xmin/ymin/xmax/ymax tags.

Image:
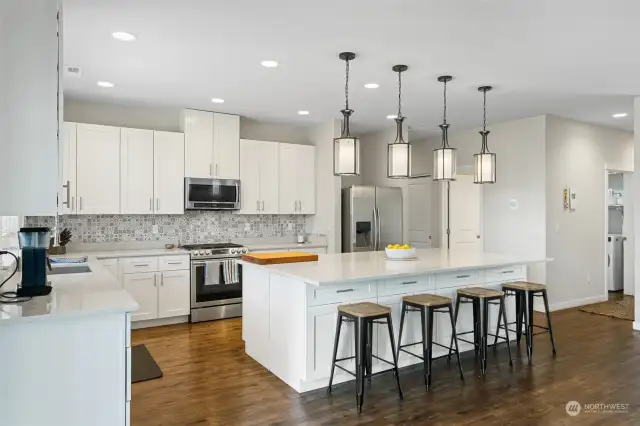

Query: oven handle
<box><xmin>192</xmin><ymin>258</ymin><xmax>241</xmax><ymax>265</ymax></box>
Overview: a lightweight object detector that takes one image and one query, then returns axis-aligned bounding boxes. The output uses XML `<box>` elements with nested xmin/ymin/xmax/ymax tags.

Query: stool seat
<box><xmin>403</xmin><ymin>293</ymin><xmax>451</xmax><ymax>307</ymax></box>
<box><xmin>457</xmin><ymin>287</ymin><xmax>503</xmax><ymax>298</ymax></box>
<box><xmin>338</xmin><ymin>302</ymin><xmax>391</xmax><ymax>318</ymax></box>
<box><xmin>503</xmin><ymin>281</ymin><xmax>546</xmax><ymax>291</ymax></box>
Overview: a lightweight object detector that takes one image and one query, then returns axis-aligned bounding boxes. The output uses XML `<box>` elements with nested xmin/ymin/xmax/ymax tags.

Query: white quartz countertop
<box><xmin>0</xmin><ymin>255</ymin><xmax>139</xmax><ymax>324</ymax></box>
<box><xmin>69</xmin><ymin>247</ymin><xmax>189</xmax><ymax>259</ymax></box>
<box><xmin>239</xmin><ymin>248</ymin><xmax>550</xmax><ymax>286</ymax></box>
<box><xmin>244</xmin><ymin>242</ymin><xmax>327</xmax><ymax>251</ymax></box>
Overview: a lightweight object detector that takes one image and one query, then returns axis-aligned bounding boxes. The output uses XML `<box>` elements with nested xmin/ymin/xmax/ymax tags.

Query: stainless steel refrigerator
<box><xmin>342</xmin><ymin>186</ymin><xmax>403</xmax><ymax>252</ymax></box>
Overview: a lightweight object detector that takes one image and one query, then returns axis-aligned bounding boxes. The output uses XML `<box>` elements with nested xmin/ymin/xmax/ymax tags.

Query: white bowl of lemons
<box><xmin>384</xmin><ymin>244</ymin><xmax>416</xmax><ymax>260</ymax></box>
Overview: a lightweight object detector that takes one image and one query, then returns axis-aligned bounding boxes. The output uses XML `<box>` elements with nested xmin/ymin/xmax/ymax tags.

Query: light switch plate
<box><xmin>152</xmin><ymin>225</ymin><xmax>159</xmax><ymax>234</ymax></box>
<box><xmin>288</xmin><ymin>222</ymin><xmax>293</xmax><ymax>230</ymax></box>
<box><xmin>244</xmin><ymin>223</ymin><xmax>251</xmax><ymax>231</ymax></box>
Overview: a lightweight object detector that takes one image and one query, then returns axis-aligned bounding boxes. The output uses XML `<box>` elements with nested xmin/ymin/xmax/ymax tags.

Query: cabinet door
<box><xmin>257</xmin><ymin>141</ymin><xmax>279</xmax><ymax>214</ymax></box>
<box><xmin>154</xmin><ymin>131</ymin><xmax>185</xmax><ymax>214</ymax></box>
<box><xmin>100</xmin><ymin>258</ymin><xmax>119</xmax><ymax>283</ymax></box>
<box><xmin>297</xmin><ymin>145</ymin><xmax>316</xmax><ymax>214</ymax></box>
<box><xmin>158</xmin><ymin>270</ymin><xmax>190</xmax><ymax>318</ymax></box>
<box><xmin>278</xmin><ymin>144</ymin><xmax>298</xmax><ymax>214</ymax></box>
<box><xmin>123</xmin><ymin>272</ymin><xmax>158</xmax><ymax>321</ymax></box>
<box><xmin>76</xmin><ymin>124</ymin><xmax>121</xmax><ymax>214</ymax></box>
<box><xmin>213</xmin><ymin>113</ymin><xmax>240</xmax><ymax>179</ymax></box>
<box><xmin>61</xmin><ymin>122</ymin><xmax>77</xmax><ymax>214</ymax></box>
<box><xmin>183</xmin><ymin>109</ymin><xmax>214</xmax><ymax>178</ymax></box>
<box><xmin>239</xmin><ymin>139</ymin><xmax>261</xmax><ymax>214</ymax></box>
<box><xmin>120</xmin><ymin>128</ymin><xmax>154</xmax><ymax>214</ymax></box>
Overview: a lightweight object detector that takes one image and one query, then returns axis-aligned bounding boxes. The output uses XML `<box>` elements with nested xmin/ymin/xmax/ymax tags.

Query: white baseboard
<box><xmin>633</xmin><ymin>322</ymin><xmax>640</xmax><ymax>331</ymax></box>
<box><xmin>132</xmin><ymin>315</ymin><xmax>189</xmax><ymax>329</ymax></box>
<box><xmin>548</xmin><ymin>295</ymin><xmax>608</xmax><ymax>312</ymax></box>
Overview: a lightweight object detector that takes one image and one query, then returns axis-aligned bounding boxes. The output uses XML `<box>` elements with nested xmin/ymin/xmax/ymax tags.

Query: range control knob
<box><xmin>192</xmin><ymin>251</ymin><xmax>199</xmax><ymax>257</ymax></box>
<box><xmin>199</xmin><ymin>250</ymin><xmax>205</xmax><ymax>255</ymax></box>
<box><xmin>242</xmin><ymin>248</ymin><xmax>248</xmax><ymax>254</ymax></box>
<box><xmin>230</xmin><ymin>248</ymin><xmax>238</xmax><ymax>254</ymax></box>
<box><xmin>205</xmin><ymin>250</ymin><xmax>211</xmax><ymax>255</ymax></box>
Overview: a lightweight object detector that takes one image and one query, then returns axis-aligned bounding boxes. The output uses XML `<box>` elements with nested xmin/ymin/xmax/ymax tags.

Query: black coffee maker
<box><xmin>17</xmin><ymin>227</ymin><xmax>52</xmax><ymax>297</ymax></box>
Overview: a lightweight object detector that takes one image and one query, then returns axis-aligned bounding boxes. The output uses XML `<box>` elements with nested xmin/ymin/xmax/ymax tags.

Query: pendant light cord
<box><xmin>443</xmin><ymin>79</ymin><xmax>448</xmax><ymax>125</ymax></box>
<box><xmin>344</xmin><ymin>59</ymin><xmax>350</xmax><ymax>111</ymax></box>
<box><xmin>482</xmin><ymin>89</ymin><xmax>487</xmax><ymax>132</ymax></box>
<box><xmin>397</xmin><ymin>70</ymin><xmax>402</xmax><ymax>118</ymax></box>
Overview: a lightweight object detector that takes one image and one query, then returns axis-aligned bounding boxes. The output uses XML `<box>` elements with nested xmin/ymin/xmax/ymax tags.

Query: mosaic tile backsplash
<box><xmin>25</xmin><ymin>212</ymin><xmax>307</xmax><ymax>244</ymax></box>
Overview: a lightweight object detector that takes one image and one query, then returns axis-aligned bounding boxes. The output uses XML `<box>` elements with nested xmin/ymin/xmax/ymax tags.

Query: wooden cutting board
<box><xmin>241</xmin><ymin>251</ymin><xmax>319</xmax><ymax>265</ymax></box>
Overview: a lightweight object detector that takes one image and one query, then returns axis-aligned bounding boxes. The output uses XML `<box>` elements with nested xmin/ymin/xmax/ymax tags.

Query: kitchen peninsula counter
<box><xmin>240</xmin><ymin>248</ymin><xmax>549</xmax><ymax>393</ymax></box>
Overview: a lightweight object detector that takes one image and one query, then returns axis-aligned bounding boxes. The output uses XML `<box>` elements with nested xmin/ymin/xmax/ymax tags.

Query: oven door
<box><xmin>185</xmin><ymin>177</ymin><xmax>240</xmax><ymax>210</ymax></box>
<box><xmin>191</xmin><ymin>258</ymin><xmax>242</xmax><ymax>308</ymax></box>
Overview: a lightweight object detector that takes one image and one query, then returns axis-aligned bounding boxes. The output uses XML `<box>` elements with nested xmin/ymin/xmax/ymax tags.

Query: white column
<box><xmin>633</xmin><ymin>97</ymin><xmax>640</xmax><ymax>330</ymax></box>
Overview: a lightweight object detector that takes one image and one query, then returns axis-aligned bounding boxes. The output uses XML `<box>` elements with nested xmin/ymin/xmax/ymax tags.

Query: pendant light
<box><xmin>433</xmin><ymin>76</ymin><xmax>456</xmax><ymax>182</ymax></box>
<box><xmin>474</xmin><ymin>86</ymin><xmax>497</xmax><ymax>184</ymax></box>
<box><xmin>387</xmin><ymin>65</ymin><xmax>411</xmax><ymax>179</ymax></box>
<box><xmin>333</xmin><ymin>52</ymin><xmax>360</xmax><ymax>176</ymax></box>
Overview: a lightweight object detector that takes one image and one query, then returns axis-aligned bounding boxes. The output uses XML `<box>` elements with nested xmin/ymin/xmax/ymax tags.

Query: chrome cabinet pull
<box><xmin>336</xmin><ymin>288</ymin><xmax>354</xmax><ymax>293</ymax></box>
<box><xmin>157</xmin><ymin>198</ymin><xmax>160</xmax><ymax>211</ymax></box>
<box><xmin>62</xmin><ymin>180</ymin><xmax>70</xmax><ymax>206</ymax></box>
<box><xmin>256</xmin><ymin>200</ymin><xmax>260</xmax><ymax>212</ymax></box>
<box><xmin>71</xmin><ymin>196</ymin><xmax>75</xmax><ymax>211</ymax></box>
<box><xmin>209</xmin><ymin>163</ymin><xmax>213</xmax><ymax>176</ymax></box>
<box><xmin>79</xmin><ymin>196</ymin><xmax>83</xmax><ymax>211</ymax></box>
<box><xmin>402</xmin><ymin>281</ymin><xmax>417</xmax><ymax>285</ymax></box>
<box><xmin>133</xmin><ymin>263</ymin><xmax>150</xmax><ymax>267</ymax></box>
<box><xmin>160</xmin><ymin>274</ymin><xmax>164</xmax><ymax>286</ymax></box>
<box><xmin>130</xmin><ymin>277</ymin><xmax>151</xmax><ymax>282</ymax></box>
<box><xmin>216</xmin><ymin>164</ymin><xmax>219</xmax><ymax>176</ymax></box>
<box><xmin>456</xmin><ymin>274</ymin><xmax>470</xmax><ymax>279</ymax></box>
<box><xmin>166</xmin><ymin>261</ymin><xmax>182</xmax><ymax>265</ymax></box>
<box><xmin>501</xmin><ymin>270</ymin><xmax>515</xmax><ymax>274</ymax></box>
<box><xmin>261</xmin><ymin>200</ymin><xmax>265</xmax><ymax>211</ymax></box>
<box><xmin>153</xmin><ymin>275</ymin><xmax>157</xmax><ymax>287</ymax></box>
<box><xmin>150</xmin><ymin>198</ymin><xmax>153</xmax><ymax>212</ymax></box>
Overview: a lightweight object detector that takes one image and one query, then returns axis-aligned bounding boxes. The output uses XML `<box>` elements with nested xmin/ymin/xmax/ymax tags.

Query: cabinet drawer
<box><xmin>159</xmin><ymin>255</ymin><xmax>190</xmax><ymax>271</ymax></box>
<box><xmin>435</xmin><ymin>269</ymin><xmax>483</xmax><ymax>288</ymax></box>
<box><xmin>485</xmin><ymin>265</ymin><xmax>526</xmax><ymax>283</ymax></box>
<box><xmin>378</xmin><ymin>275</ymin><xmax>434</xmax><ymax>297</ymax></box>
<box><xmin>307</xmin><ymin>282</ymin><xmax>376</xmax><ymax>306</ymax></box>
<box><xmin>121</xmin><ymin>257</ymin><xmax>159</xmax><ymax>274</ymax></box>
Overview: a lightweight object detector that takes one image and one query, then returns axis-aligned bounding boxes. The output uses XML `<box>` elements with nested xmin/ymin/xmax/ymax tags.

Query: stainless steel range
<box><xmin>183</xmin><ymin>243</ymin><xmax>248</xmax><ymax>323</ymax></box>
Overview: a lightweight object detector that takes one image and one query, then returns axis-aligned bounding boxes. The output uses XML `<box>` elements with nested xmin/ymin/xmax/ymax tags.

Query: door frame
<box><xmin>440</xmin><ymin>171</ymin><xmax>483</xmax><ymax>250</ymax></box>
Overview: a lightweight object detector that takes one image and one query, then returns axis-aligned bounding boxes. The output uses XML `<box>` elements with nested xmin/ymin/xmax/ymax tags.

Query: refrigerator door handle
<box><xmin>375</xmin><ymin>207</ymin><xmax>381</xmax><ymax>250</ymax></box>
<box><xmin>372</xmin><ymin>208</ymin><xmax>378</xmax><ymax>251</ymax></box>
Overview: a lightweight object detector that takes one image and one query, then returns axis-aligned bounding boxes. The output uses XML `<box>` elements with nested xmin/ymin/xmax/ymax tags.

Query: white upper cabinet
<box><xmin>76</xmin><ymin>124</ymin><xmax>121</xmax><ymax>214</ymax></box>
<box><xmin>213</xmin><ymin>113</ymin><xmax>240</xmax><ymax>179</ymax></box>
<box><xmin>0</xmin><ymin>1</ymin><xmax>60</xmax><ymax>215</ymax></box>
<box><xmin>61</xmin><ymin>122</ymin><xmax>78</xmax><ymax>214</ymax></box>
<box><xmin>239</xmin><ymin>140</ymin><xmax>279</xmax><ymax>214</ymax></box>
<box><xmin>278</xmin><ymin>144</ymin><xmax>316</xmax><ymax>214</ymax></box>
<box><xmin>120</xmin><ymin>128</ymin><xmax>154</xmax><ymax>214</ymax></box>
<box><xmin>153</xmin><ymin>131</ymin><xmax>184</xmax><ymax>215</ymax></box>
<box><xmin>182</xmin><ymin>109</ymin><xmax>214</xmax><ymax>178</ymax></box>
<box><xmin>182</xmin><ymin>109</ymin><xmax>240</xmax><ymax>179</ymax></box>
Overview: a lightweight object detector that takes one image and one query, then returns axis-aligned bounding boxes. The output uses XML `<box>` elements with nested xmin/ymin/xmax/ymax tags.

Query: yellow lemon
<box><xmin>402</xmin><ymin>244</ymin><xmax>409</xmax><ymax>249</ymax></box>
<box><xmin>387</xmin><ymin>244</ymin><xmax>393</xmax><ymax>249</ymax></box>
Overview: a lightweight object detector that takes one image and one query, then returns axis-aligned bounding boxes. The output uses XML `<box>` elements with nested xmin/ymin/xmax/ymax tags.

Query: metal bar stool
<box><xmin>493</xmin><ymin>282</ymin><xmax>556</xmax><ymax>362</ymax></box>
<box><xmin>448</xmin><ymin>287</ymin><xmax>513</xmax><ymax>374</ymax></box>
<box><xmin>327</xmin><ymin>302</ymin><xmax>403</xmax><ymax>413</ymax></box>
<box><xmin>396</xmin><ymin>293</ymin><xmax>464</xmax><ymax>391</ymax></box>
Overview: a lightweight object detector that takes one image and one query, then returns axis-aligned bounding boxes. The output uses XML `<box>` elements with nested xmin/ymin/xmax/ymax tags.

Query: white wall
<box><xmin>634</xmin><ymin>97</ymin><xmax>640</xmax><ymax>330</ymax></box>
<box><xmin>239</xmin><ymin>118</ymin><xmax>310</xmax><ymax>145</ymax></box>
<box><xmin>306</xmin><ymin>120</ymin><xmax>342</xmax><ymax>253</ymax></box>
<box><xmin>424</xmin><ymin>116</ymin><xmax>548</xmax><ymax>283</ymax></box>
<box><xmin>546</xmin><ymin>115</ymin><xmax>633</xmax><ymax>310</ymax></box>
<box><xmin>0</xmin><ymin>0</ymin><xmax>60</xmax><ymax>215</ymax></box>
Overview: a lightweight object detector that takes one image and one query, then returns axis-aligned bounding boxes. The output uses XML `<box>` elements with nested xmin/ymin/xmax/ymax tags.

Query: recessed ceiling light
<box><xmin>112</xmin><ymin>31</ymin><xmax>136</xmax><ymax>41</ymax></box>
<box><xmin>97</xmin><ymin>81</ymin><xmax>114</xmax><ymax>88</ymax></box>
<box><xmin>211</xmin><ymin>98</ymin><xmax>225</xmax><ymax>103</ymax></box>
<box><xmin>298</xmin><ymin>110</ymin><xmax>310</xmax><ymax>115</ymax></box>
<box><xmin>261</xmin><ymin>60</ymin><xmax>278</xmax><ymax>68</ymax></box>
<box><xmin>386</xmin><ymin>115</ymin><xmax>397</xmax><ymax>119</ymax></box>
<box><xmin>365</xmin><ymin>83</ymin><xmax>380</xmax><ymax>89</ymax></box>
<box><xmin>612</xmin><ymin>113</ymin><xmax>628</xmax><ymax>118</ymax></box>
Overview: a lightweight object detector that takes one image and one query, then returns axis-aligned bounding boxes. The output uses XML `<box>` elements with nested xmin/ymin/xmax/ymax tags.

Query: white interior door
<box><xmin>120</xmin><ymin>128</ymin><xmax>154</xmax><ymax>214</ymax></box>
<box><xmin>408</xmin><ymin>179</ymin><xmax>433</xmax><ymax>248</ymax></box>
<box><xmin>447</xmin><ymin>175</ymin><xmax>482</xmax><ymax>249</ymax></box>
<box><xmin>154</xmin><ymin>131</ymin><xmax>184</xmax><ymax>214</ymax></box>
<box><xmin>76</xmin><ymin>124</ymin><xmax>121</xmax><ymax>214</ymax></box>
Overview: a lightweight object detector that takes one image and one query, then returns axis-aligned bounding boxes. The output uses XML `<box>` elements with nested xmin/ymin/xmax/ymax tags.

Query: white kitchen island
<box><xmin>241</xmin><ymin>248</ymin><xmax>548</xmax><ymax>393</ymax></box>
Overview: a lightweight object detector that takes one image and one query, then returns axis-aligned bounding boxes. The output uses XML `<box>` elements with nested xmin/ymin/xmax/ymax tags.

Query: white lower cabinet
<box><xmin>100</xmin><ymin>258</ymin><xmax>120</xmax><ymax>283</ymax></box>
<box><xmin>123</xmin><ymin>272</ymin><xmax>158</xmax><ymax>321</ymax></box>
<box><xmin>120</xmin><ymin>255</ymin><xmax>190</xmax><ymax>323</ymax></box>
<box><xmin>158</xmin><ymin>270</ymin><xmax>191</xmax><ymax>318</ymax></box>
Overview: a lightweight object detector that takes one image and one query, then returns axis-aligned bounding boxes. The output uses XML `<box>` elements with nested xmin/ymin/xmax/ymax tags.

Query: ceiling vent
<box><xmin>64</xmin><ymin>65</ymin><xmax>83</xmax><ymax>78</ymax></box>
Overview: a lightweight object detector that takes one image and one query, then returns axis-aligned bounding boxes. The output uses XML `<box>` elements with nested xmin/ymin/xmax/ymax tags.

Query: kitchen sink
<box><xmin>49</xmin><ymin>264</ymin><xmax>92</xmax><ymax>275</ymax></box>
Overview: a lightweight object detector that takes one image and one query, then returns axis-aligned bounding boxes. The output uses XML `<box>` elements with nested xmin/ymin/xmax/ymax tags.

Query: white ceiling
<box><xmin>63</xmin><ymin>0</ymin><xmax>639</xmax><ymax>138</ymax></box>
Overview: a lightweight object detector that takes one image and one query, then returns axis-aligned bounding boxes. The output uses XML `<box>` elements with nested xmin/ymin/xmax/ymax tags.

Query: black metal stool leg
<box><xmin>493</xmin><ymin>298</ymin><xmax>504</xmax><ymax>347</ymax></box>
<box><xmin>515</xmin><ymin>291</ymin><xmax>523</xmax><ymax>345</ymax></box>
<box><xmin>366</xmin><ymin>320</ymin><xmax>373</xmax><ymax>383</ymax></box>
<box><xmin>424</xmin><ymin>306</ymin><xmax>434</xmax><ymax>391</ymax></box>
<box><xmin>500</xmin><ymin>296</ymin><xmax>513</xmax><ymax>366</ymax></box>
<box><xmin>327</xmin><ymin>313</ymin><xmax>343</xmax><ymax>394</ymax></box>
<box><xmin>479</xmin><ymin>299</ymin><xmax>488</xmax><ymax>374</ymax></box>
<box><xmin>473</xmin><ymin>299</ymin><xmax>480</xmax><ymax>358</ymax></box>
<box><xmin>542</xmin><ymin>290</ymin><xmax>557</xmax><ymax>356</ymax></box>
<box><xmin>524</xmin><ymin>290</ymin><xmax>534</xmax><ymax>363</ymax></box>
<box><xmin>448</xmin><ymin>295</ymin><xmax>461</xmax><ymax>362</ymax></box>
<box><xmin>355</xmin><ymin>317</ymin><xmax>365</xmax><ymax>413</ymax></box>
<box><xmin>396</xmin><ymin>302</ymin><xmax>406</xmax><ymax>363</ymax></box>
<box><xmin>447</xmin><ymin>303</ymin><xmax>464</xmax><ymax>381</ymax></box>
<box><xmin>385</xmin><ymin>313</ymin><xmax>403</xmax><ymax>400</ymax></box>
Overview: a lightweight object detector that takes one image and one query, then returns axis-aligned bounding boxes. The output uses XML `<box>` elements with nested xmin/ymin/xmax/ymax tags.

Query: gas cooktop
<box><xmin>182</xmin><ymin>243</ymin><xmax>248</xmax><ymax>259</ymax></box>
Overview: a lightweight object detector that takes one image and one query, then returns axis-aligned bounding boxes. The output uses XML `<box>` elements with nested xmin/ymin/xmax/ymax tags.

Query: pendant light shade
<box><xmin>333</xmin><ymin>52</ymin><xmax>360</xmax><ymax>176</ymax></box>
<box><xmin>387</xmin><ymin>65</ymin><xmax>411</xmax><ymax>179</ymax></box>
<box><xmin>474</xmin><ymin>86</ymin><xmax>496</xmax><ymax>184</ymax></box>
<box><xmin>433</xmin><ymin>76</ymin><xmax>456</xmax><ymax>182</ymax></box>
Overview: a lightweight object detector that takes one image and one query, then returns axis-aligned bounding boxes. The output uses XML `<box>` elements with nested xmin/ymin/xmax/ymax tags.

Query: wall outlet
<box><xmin>288</xmin><ymin>222</ymin><xmax>293</xmax><ymax>231</ymax></box>
<box><xmin>152</xmin><ymin>225</ymin><xmax>159</xmax><ymax>234</ymax></box>
<box><xmin>244</xmin><ymin>223</ymin><xmax>251</xmax><ymax>232</ymax></box>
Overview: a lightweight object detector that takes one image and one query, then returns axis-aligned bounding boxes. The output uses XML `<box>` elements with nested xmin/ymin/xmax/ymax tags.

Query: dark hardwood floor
<box><xmin>131</xmin><ymin>307</ymin><xmax>640</xmax><ymax>425</ymax></box>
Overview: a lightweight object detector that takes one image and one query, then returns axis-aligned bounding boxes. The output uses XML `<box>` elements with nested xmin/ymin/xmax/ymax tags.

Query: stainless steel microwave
<box><xmin>184</xmin><ymin>177</ymin><xmax>240</xmax><ymax>210</ymax></box>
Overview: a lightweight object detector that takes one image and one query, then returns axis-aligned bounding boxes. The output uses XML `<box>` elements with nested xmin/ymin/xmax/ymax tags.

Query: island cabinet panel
<box><xmin>307</xmin><ymin>282</ymin><xmax>376</xmax><ymax>306</ymax></box>
<box><xmin>378</xmin><ymin>275</ymin><xmax>434</xmax><ymax>297</ymax></box>
<box><xmin>435</xmin><ymin>269</ymin><xmax>484</xmax><ymax>288</ymax></box>
<box><xmin>242</xmin><ymin>266</ymin><xmax>271</xmax><ymax>365</ymax></box>
<box><xmin>485</xmin><ymin>265</ymin><xmax>526</xmax><ymax>284</ymax></box>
